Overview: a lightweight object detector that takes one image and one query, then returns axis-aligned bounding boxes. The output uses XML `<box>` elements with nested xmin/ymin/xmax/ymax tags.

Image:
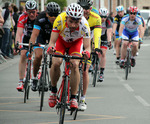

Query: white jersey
<box><xmin>121</xmin><ymin>15</ymin><xmax>142</xmax><ymax>32</ymax></box>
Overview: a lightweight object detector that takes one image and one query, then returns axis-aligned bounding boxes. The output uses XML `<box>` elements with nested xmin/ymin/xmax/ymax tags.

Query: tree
<box><xmin>47</xmin><ymin>0</ymin><xmax>67</xmax><ymax>12</ymax></box>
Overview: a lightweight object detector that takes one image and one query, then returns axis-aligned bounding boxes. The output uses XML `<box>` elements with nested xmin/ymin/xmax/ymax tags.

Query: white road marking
<box><xmin>123</xmin><ymin>84</ymin><xmax>134</xmax><ymax>92</ymax></box>
<box><xmin>135</xmin><ymin>96</ymin><xmax>150</xmax><ymax>107</ymax></box>
<box><xmin>141</xmin><ymin>44</ymin><xmax>150</xmax><ymax>47</ymax></box>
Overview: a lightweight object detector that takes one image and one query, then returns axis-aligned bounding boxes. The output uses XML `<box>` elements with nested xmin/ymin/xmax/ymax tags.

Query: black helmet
<box><xmin>77</xmin><ymin>0</ymin><xmax>93</xmax><ymax>7</ymax></box>
<box><xmin>25</xmin><ymin>0</ymin><xmax>37</xmax><ymax>10</ymax></box>
<box><xmin>46</xmin><ymin>2</ymin><xmax>61</xmax><ymax>16</ymax></box>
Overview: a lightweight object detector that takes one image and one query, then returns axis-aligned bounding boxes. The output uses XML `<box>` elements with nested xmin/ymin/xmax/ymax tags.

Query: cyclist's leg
<box><xmin>32</xmin><ymin>48</ymin><xmax>43</xmax><ymax>91</ymax></box>
<box><xmin>130</xmin><ymin>31</ymin><xmax>139</xmax><ymax>67</ymax></box>
<box><xmin>48</xmin><ymin>37</ymin><xmax>64</xmax><ymax>108</ymax></box>
<box><xmin>17</xmin><ymin>49</ymin><xmax>27</xmax><ymax>91</ymax></box>
<box><xmin>115</xmin><ymin>32</ymin><xmax>121</xmax><ymax>64</ymax></box>
<box><xmin>69</xmin><ymin>38</ymin><xmax>83</xmax><ymax>108</ymax></box>
<box><xmin>120</xmin><ymin>30</ymin><xmax>129</xmax><ymax>68</ymax></box>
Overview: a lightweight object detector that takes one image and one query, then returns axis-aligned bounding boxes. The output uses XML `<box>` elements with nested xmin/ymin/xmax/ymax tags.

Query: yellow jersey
<box><xmin>88</xmin><ymin>11</ymin><xmax>102</xmax><ymax>49</ymax></box>
<box><xmin>52</xmin><ymin>12</ymin><xmax>91</xmax><ymax>43</ymax></box>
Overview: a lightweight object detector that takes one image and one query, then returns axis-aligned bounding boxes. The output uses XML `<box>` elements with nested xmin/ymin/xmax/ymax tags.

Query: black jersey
<box><xmin>113</xmin><ymin>14</ymin><xmax>123</xmax><ymax>32</ymax></box>
<box><xmin>101</xmin><ymin>18</ymin><xmax>112</xmax><ymax>41</ymax></box>
<box><xmin>34</xmin><ymin>11</ymin><xmax>53</xmax><ymax>43</ymax></box>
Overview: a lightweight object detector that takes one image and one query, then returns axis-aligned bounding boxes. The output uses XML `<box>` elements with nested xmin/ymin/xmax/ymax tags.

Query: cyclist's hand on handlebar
<box><xmin>14</xmin><ymin>41</ymin><xmax>20</xmax><ymax>53</ymax></box>
<box><xmin>118</xmin><ymin>36</ymin><xmax>122</xmax><ymax>41</ymax></box>
<box><xmin>47</xmin><ymin>46</ymin><xmax>56</xmax><ymax>54</ymax></box>
<box><xmin>82</xmin><ymin>50</ymin><xmax>90</xmax><ymax>60</ymax></box>
<box><xmin>95</xmin><ymin>48</ymin><xmax>102</xmax><ymax>58</ymax></box>
<box><xmin>108</xmin><ymin>41</ymin><xmax>113</xmax><ymax>50</ymax></box>
<box><xmin>139</xmin><ymin>38</ymin><xmax>143</xmax><ymax>44</ymax></box>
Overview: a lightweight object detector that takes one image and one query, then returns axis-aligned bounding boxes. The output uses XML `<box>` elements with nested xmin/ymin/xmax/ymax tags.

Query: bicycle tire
<box><xmin>73</xmin><ymin>68</ymin><xmax>83</xmax><ymax>120</ymax></box>
<box><xmin>24</xmin><ymin>61</ymin><xmax>31</xmax><ymax>103</ymax></box>
<box><xmin>125</xmin><ymin>50</ymin><xmax>130</xmax><ymax>80</ymax></box>
<box><xmin>92</xmin><ymin>56</ymin><xmax>98</xmax><ymax>87</ymax></box>
<box><xmin>40</xmin><ymin>65</ymin><xmax>46</xmax><ymax>111</ymax></box>
<box><xmin>59</xmin><ymin>76</ymin><xmax>68</xmax><ymax>124</ymax></box>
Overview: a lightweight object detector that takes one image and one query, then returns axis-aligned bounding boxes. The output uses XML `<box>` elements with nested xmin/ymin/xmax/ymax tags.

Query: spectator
<box><xmin>0</xmin><ymin>7</ymin><xmax>4</xmax><ymax>47</ymax></box>
<box><xmin>108</xmin><ymin>12</ymin><xmax>114</xmax><ymax>23</ymax></box>
<box><xmin>18</xmin><ymin>6</ymin><xmax>25</xmax><ymax>16</ymax></box>
<box><xmin>1</xmin><ymin>2</ymin><xmax>13</xmax><ymax>59</ymax></box>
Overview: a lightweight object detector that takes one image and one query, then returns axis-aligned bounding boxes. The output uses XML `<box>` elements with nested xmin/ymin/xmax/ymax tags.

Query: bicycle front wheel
<box><xmin>24</xmin><ymin>61</ymin><xmax>31</xmax><ymax>103</ymax></box>
<box><xmin>59</xmin><ymin>76</ymin><xmax>68</xmax><ymax>124</ymax></box>
<box><xmin>125</xmin><ymin>50</ymin><xmax>130</xmax><ymax>80</ymax></box>
<box><xmin>92</xmin><ymin>59</ymin><xmax>98</xmax><ymax>87</ymax></box>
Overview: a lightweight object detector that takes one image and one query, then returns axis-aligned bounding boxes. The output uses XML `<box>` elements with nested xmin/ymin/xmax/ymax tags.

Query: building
<box><xmin>93</xmin><ymin>0</ymin><xmax>150</xmax><ymax>15</ymax></box>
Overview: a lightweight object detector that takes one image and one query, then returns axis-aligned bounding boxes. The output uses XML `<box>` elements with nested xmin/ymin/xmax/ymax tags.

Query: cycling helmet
<box><xmin>25</xmin><ymin>0</ymin><xmax>37</xmax><ymax>10</ymax></box>
<box><xmin>66</xmin><ymin>3</ymin><xmax>83</xmax><ymax>19</ymax></box>
<box><xmin>99</xmin><ymin>8</ymin><xmax>109</xmax><ymax>16</ymax></box>
<box><xmin>46</xmin><ymin>2</ymin><xmax>61</xmax><ymax>15</ymax></box>
<box><xmin>116</xmin><ymin>6</ymin><xmax>124</xmax><ymax>12</ymax></box>
<box><xmin>77</xmin><ymin>0</ymin><xmax>93</xmax><ymax>7</ymax></box>
<box><xmin>129</xmin><ymin>6</ymin><xmax>138</xmax><ymax>13</ymax></box>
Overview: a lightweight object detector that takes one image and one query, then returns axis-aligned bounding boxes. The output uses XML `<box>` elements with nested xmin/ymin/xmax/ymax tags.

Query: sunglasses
<box><xmin>48</xmin><ymin>13</ymin><xmax>58</xmax><ymax>17</ymax></box>
<box><xmin>27</xmin><ymin>11</ymin><xmax>36</xmax><ymax>14</ymax></box>
<box><xmin>82</xmin><ymin>6</ymin><xmax>90</xmax><ymax>10</ymax></box>
<box><xmin>130</xmin><ymin>12</ymin><xmax>137</xmax><ymax>15</ymax></box>
<box><xmin>101</xmin><ymin>16</ymin><xmax>107</xmax><ymax>18</ymax></box>
<box><xmin>70</xmin><ymin>17</ymin><xmax>81</xmax><ymax>21</ymax></box>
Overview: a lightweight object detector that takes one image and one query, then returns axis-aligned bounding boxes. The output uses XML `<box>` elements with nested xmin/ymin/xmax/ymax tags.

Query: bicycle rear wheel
<box><xmin>92</xmin><ymin>57</ymin><xmax>98</xmax><ymax>87</ymax></box>
<box><xmin>40</xmin><ymin>65</ymin><xmax>46</xmax><ymax>111</ymax></box>
<box><xmin>59</xmin><ymin>76</ymin><xmax>68</xmax><ymax>124</ymax></box>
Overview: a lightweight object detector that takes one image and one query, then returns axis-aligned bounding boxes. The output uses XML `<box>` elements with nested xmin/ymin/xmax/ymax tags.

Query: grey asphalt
<box><xmin>0</xmin><ymin>38</ymin><xmax>150</xmax><ymax>124</ymax></box>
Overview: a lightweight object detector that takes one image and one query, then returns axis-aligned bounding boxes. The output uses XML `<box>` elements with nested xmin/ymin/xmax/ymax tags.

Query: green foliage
<box><xmin>47</xmin><ymin>0</ymin><xmax>67</xmax><ymax>12</ymax></box>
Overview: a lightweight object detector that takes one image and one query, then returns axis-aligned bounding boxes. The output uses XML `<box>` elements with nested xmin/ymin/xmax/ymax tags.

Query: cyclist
<box><xmin>16</xmin><ymin>0</ymin><xmax>38</xmax><ymax>91</ymax></box>
<box><xmin>77</xmin><ymin>0</ymin><xmax>102</xmax><ymax>110</ymax></box>
<box><xmin>29</xmin><ymin>2</ymin><xmax>61</xmax><ymax>91</ymax></box>
<box><xmin>112</xmin><ymin>5</ymin><xmax>125</xmax><ymax>64</ymax></box>
<box><xmin>47</xmin><ymin>3</ymin><xmax>91</xmax><ymax>109</ymax></box>
<box><xmin>119</xmin><ymin>6</ymin><xmax>144</xmax><ymax>68</ymax></box>
<box><xmin>98</xmin><ymin>8</ymin><xmax>112</xmax><ymax>82</ymax></box>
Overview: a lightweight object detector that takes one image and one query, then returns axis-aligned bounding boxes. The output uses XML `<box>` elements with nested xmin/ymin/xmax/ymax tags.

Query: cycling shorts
<box><xmin>101</xmin><ymin>40</ymin><xmax>108</xmax><ymax>50</ymax></box>
<box><xmin>115</xmin><ymin>30</ymin><xmax>119</xmax><ymax>39</ymax></box>
<box><xmin>122</xmin><ymin>29</ymin><xmax>139</xmax><ymax>42</ymax></box>
<box><xmin>55</xmin><ymin>37</ymin><xmax>83</xmax><ymax>57</ymax></box>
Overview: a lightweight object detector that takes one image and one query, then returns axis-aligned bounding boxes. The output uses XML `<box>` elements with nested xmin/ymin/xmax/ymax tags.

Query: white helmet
<box><xmin>116</xmin><ymin>6</ymin><xmax>124</xmax><ymax>12</ymax></box>
<box><xmin>25</xmin><ymin>0</ymin><xmax>37</xmax><ymax>10</ymax></box>
<box><xmin>99</xmin><ymin>8</ymin><xmax>109</xmax><ymax>16</ymax></box>
<box><xmin>66</xmin><ymin>3</ymin><xmax>83</xmax><ymax>19</ymax></box>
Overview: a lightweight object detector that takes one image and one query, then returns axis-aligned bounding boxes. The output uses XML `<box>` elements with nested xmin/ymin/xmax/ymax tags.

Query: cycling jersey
<box><xmin>121</xmin><ymin>15</ymin><xmax>142</xmax><ymax>32</ymax></box>
<box><xmin>121</xmin><ymin>15</ymin><xmax>142</xmax><ymax>41</ymax></box>
<box><xmin>53</xmin><ymin>12</ymin><xmax>90</xmax><ymax>42</ymax></box>
<box><xmin>17</xmin><ymin>12</ymin><xmax>36</xmax><ymax>47</ymax></box>
<box><xmin>100</xmin><ymin>18</ymin><xmax>112</xmax><ymax>49</ymax></box>
<box><xmin>91</xmin><ymin>6</ymin><xmax>100</xmax><ymax>15</ymax></box>
<box><xmin>34</xmin><ymin>11</ymin><xmax>53</xmax><ymax>44</ymax></box>
<box><xmin>52</xmin><ymin>12</ymin><xmax>90</xmax><ymax>56</ymax></box>
<box><xmin>113</xmin><ymin>14</ymin><xmax>124</xmax><ymax>32</ymax></box>
<box><xmin>88</xmin><ymin>11</ymin><xmax>102</xmax><ymax>49</ymax></box>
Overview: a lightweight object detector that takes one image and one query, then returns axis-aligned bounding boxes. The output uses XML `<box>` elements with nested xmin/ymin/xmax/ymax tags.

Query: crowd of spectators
<box><xmin>0</xmin><ymin>2</ymin><xmax>24</xmax><ymax>61</ymax></box>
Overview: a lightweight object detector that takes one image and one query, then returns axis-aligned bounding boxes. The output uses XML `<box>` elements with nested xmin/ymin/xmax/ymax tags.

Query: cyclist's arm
<box><xmin>15</xmin><ymin>27</ymin><xmax>24</xmax><ymax>44</ymax></box>
<box><xmin>139</xmin><ymin>24</ymin><xmax>144</xmax><ymax>39</ymax></box>
<box><xmin>48</xmin><ymin>32</ymin><xmax>59</xmax><ymax>48</ymax></box>
<box><xmin>29</xmin><ymin>28</ymin><xmax>40</xmax><ymax>44</ymax></box>
<box><xmin>107</xmin><ymin>28</ymin><xmax>112</xmax><ymax>42</ymax></box>
<box><xmin>112</xmin><ymin>23</ymin><xmax>117</xmax><ymax>34</ymax></box>
<box><xmin>119</xmin><ymin>23</ymin><xmax>124</xmax><ymax>38</ymax></box>
<box><xmin>93</xmin><ymin>27</ymin><xmax>102</xmax><ymax>49</ymax></box>
<box><xmin>83</xmin><ymin>37</ymin><xmax>91</xmax><ymax>53</ymax></box>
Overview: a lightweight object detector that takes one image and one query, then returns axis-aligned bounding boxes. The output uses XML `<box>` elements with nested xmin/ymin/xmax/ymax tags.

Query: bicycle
<box><xmin>91</xmin><ymin>49</ymin><xmax>103</xmax><ymax>87</ymax></box>
<box><xmin>124</xmin><ymin>40</ymin><xmax>132</xmax><ymax>80</ymax></box>
<box><xmin>34</xmin><ymin>43</ymin><xmax>50</xmax><ymax>111</ymax></box>
<box><xmin>18</xmin><ymin>42</ymin><xmax>33</xmax><ymax>103</ymax></box>
<box><xmin>49</xmin><ymin>53</ymin><xmax>84</xmax><ymax>124</ymax></box>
